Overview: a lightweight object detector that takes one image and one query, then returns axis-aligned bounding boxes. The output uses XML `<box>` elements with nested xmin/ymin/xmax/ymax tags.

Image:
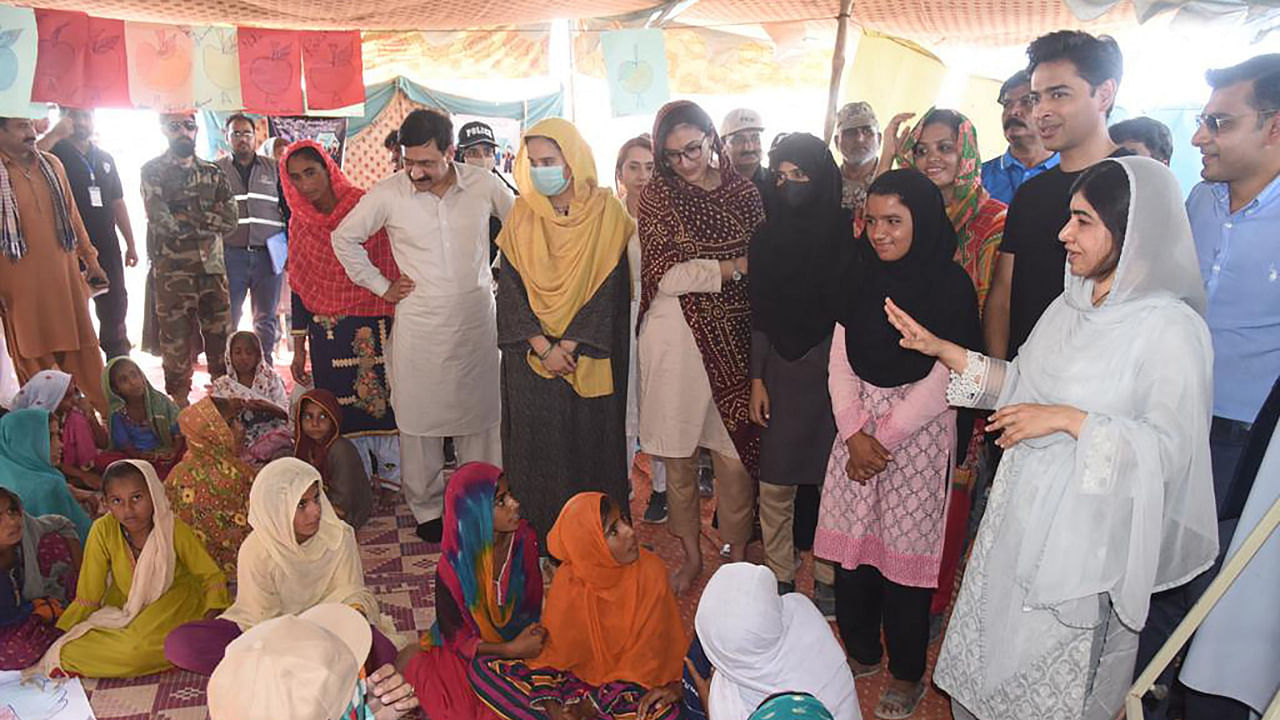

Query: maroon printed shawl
<box><xmin>636</xmin><ymin>157</ymin><xmax>765</xmax><ymax>476</ymax></box>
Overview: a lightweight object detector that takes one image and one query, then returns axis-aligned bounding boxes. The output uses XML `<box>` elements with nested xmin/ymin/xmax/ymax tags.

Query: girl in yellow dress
<box><xmin>32</xmin><ymin>459</ymin><xmax>230</xmax><ymax>678</ymax></box>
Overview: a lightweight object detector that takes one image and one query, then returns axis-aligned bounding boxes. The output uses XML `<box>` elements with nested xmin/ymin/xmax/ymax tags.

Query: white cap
<box><xmin>208</xmin><ymin>604</ymin><xmax>372</xmax><ymax>720</ymax></box>
<box><xmin>720</xmin><ymin>108</ymin><xmax>764</xmax><ymax>139</ymax></box>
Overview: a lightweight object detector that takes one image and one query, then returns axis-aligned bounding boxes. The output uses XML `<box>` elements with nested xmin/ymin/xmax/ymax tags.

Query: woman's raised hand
<box><xmin>884</xmin><ymin>298</ymin><xmax>944</xmax><ymax>357</ymax></box>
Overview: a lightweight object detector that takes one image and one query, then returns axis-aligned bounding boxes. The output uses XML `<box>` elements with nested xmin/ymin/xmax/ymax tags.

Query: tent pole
<box><xmin>824</xmin><ymin>0</ymin><xmax>855</xmax><ymax>144</ymax></box>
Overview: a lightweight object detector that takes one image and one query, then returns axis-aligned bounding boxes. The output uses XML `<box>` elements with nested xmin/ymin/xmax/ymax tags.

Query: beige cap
<box><xmin>208</xmin><ymin>604</ymin><xmax>372</xmax><ymax>720</ymax></box>
<box><xmin>836</xmin><ymin>101</ymin><xmax>879</xmax><ymax>132</ymax></box>
<box><xmin>720</xmin><ymin>108</ymin><xmax>764</xmax><ymax>139</ymax></box>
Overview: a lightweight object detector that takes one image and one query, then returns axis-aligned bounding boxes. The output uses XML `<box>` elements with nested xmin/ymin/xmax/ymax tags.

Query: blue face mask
<box><xmin>530</xmin><ymin>165</ymin><xmax>571</xmax><ymax>197</ymax></box>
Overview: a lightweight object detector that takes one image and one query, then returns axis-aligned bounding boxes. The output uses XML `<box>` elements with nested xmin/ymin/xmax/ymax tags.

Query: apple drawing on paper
<box><xmin>0</xmin><ymin>28</ymin><xmax>23</xmax><ymax>91</ymax></box>
<box><xmin>201</xmin><ymin>29</ymin><xmax>239</xmax><ymax>92</ymax></box>
<box><xmin>36</xmin><ymin>22</ymin><xmax>77</xmax><ymax>97</ymax></box>
<box><xmin>136</xmin><ymin>29</ymin><xmax>191</xmax><ymax>93</ymax></box>
<box><xmin>251</xmin><ymin>42</ymin><xmax>294</xmax><ymax>99</ymax></box>
<box><xmin>86</xmin><ymin>30</ymin><xmax>124</xmax><ymax>103</ymax></box>
<box><xmin>306</xmin><ymin>40</ymin><xmax>354</xmax><ymax>105</ymax></box>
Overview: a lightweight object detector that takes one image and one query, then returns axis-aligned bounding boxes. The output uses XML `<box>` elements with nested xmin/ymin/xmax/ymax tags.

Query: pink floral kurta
<box><xmin>814</xmin><ymin>324</ymin><xmax>954</xmax><ymax>588</ymax></box>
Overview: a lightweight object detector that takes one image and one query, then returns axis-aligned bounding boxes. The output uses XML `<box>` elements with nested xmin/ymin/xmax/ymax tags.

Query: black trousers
<box><xmin>835</xmin><ymin>564</ymin><xmax>931</xmax><ymax>682</ymax></box>
<box><xmin>91</xmin><ymin>238</ymin><xmax>130</xmax><ymax>358</ymax></box>
<box><xmin>792</xmin><ymin>483</ymin><xmax>821</xmax><ymax>552</ymax></box>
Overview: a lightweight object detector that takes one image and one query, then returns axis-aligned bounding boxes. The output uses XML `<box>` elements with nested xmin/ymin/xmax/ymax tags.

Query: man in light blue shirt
<box><xmin>1139</xmin><ymin>53</ymin><xmax>1280</xmax><ymax>720</ymax></box>
<box><xmin>979</xmin><ymin>69</ymin><xmax>1060</xmax><ymax>204</ymax></box>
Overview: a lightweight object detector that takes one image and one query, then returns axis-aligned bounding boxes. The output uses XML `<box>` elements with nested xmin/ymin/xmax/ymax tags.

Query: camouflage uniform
<box><xmin>140</xmin><ymin>152</ymin><xmax>238</xmax><ymax>400</ymax></box>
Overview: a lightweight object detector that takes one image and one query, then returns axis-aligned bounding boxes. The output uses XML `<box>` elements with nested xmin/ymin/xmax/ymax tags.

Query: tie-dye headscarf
<box><xmin>422</xmin><ymin>462</ymin><xmax>542</xmax><ymax>656</ymax></box>
<box><xmin>895</xmin><ymin>107</ymin><xmax>1007</xmax><ymax>308</ymax></box>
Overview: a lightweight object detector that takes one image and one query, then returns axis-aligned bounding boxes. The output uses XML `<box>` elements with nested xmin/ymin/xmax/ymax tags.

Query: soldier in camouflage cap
<box><xmin>140</xmin><ymin>112</ymin><xmax>238</xmax><ymax>405</ymax></box>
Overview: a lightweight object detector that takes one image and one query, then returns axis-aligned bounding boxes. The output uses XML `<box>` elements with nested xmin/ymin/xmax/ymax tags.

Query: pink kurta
<box><xmin>814</xmin><ymin>324</ymin><xmax>954</xmax><ymax>588</ymax></box>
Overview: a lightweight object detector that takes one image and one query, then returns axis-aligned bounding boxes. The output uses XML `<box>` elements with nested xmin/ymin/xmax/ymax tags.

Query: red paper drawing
<box><xmin>302</xmin><ymin>30</ymin><xmax>363</xmax><ymax>110</ymax></box>
<box><xmin>124</xmin><ymin>22</ymin><xmax>194</xmax><ymax>112</ymax></box>
<box><xmin>32</xmin><ymin>9</ymin><xmax>87</xmax><ymax>105</ymax></box>
<box><xmin>238</xmin><ymin>27</ymin><xmax>303</xmax><ymax>114</ymax></box>
<box><xmin>84</xmin><ymin>17</ymin><xmax>130</xmax><ymax>107</ymax></box>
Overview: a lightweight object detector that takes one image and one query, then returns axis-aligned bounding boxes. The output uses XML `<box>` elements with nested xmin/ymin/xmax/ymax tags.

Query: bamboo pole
<box><xmin>823</xmin><ymin>0</ymin><xmax>855</xmax><ymax>144</ymax></box>
<box><xmin>1125</xmin><ymin>495</ymin><xmax>1280</xmax><ymax>720</ymax></box>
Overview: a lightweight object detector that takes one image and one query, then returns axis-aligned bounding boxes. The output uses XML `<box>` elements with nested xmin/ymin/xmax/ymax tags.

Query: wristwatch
<box><xmin>730</xmin><ymin>259</ymin><xmax>744</xmax><ymax>282</ymax></box>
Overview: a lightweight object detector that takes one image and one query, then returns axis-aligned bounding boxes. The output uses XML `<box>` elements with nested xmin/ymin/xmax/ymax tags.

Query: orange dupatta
<box><xmin>533</xmin><ymin>492</ymin><xmax>686</xmax><ymax>688</ymax></box>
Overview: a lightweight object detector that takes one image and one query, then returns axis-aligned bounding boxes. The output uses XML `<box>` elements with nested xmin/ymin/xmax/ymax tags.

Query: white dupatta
<box><xmin>32</xmin><ymin>460</ymin><xmax>176</xmax><ymax>677</ymax></box>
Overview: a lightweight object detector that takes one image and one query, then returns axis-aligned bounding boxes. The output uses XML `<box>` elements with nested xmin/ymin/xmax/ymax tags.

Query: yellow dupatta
<box><xmin>497</xmin><ymin>118</ymin><xmax>634</xmax><ymax>398</ymax></box>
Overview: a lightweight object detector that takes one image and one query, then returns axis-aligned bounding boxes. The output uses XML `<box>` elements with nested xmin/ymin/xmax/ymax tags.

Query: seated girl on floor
<box><xmin>0</xmin><ymin>487</ymin><xmax>82</xmax><ymax>670</ymax></box>
<box><xmin>165</xmin><ymin>397</ymin><xmax>255</xmax><ymax>573</ymax></box>
<box><xmin>101</xmin><ymin>357</ymin><xmax>183</xmax><ymax>477</ymax></box>
<box><xmin>682</xmin><ymin>564</ymin><xmax>861</xmax><ymax>720</ymax></box>
<box><xmin>208</xmin><ymin>603</ymin><xmax>420</xmax><ymax>720</ymax></box>
<box><xmin>294</xmin><ymin>389</ymin><xmax>373</xmax><ymax>530</ymax></box>
<box><xmin>405</xmin><ymin>462</ymin><xmax>544</xmax><ymax>720</ymax></box>
<box><xmin>211</xmin><ymin>330</ymin><xmax>294</xmax><ymax>465</ymax></box>
<box><xmin>164</xmin><ymin>457</ymin><xmax>404</xmax><ymax>676</ymax></box>
<box><xmin>13</xmin><ymin>370</ymin><xmax>110</xmax><ymax>493</ymax></box>
<box><xmin>31</xmin><ymin>460</ymin><xmax>230</xmax><ymax>678</ymax></box>
<box><xmin>0</xmin><ymin>409</ymin><xmax>93</xmax><ymax>539</ymax></box>
<box><xmin>470</xmin><ymin>491</ymin><xmax>687</xmax><ymax>720</ymax></box>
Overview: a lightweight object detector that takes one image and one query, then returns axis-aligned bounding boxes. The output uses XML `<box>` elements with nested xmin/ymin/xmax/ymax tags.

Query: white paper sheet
<box><xmin>0</xmin><ymin>671</ymin><xmax>95</xmax><ymax>720</ymax></box>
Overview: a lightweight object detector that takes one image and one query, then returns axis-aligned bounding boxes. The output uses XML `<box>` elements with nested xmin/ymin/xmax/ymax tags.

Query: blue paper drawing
<box><xmin>601</xmin><ymin>29</ymin><xmax>670</xmax><ymax>118</ymax></box>
<box><xmin>0</xmin><ymin>7</ymin><xmax>45</xmax><ymax>119</ymax></box>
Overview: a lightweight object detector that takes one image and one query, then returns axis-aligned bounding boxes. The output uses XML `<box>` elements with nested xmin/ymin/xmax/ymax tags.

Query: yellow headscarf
<box><xmin>498</xmin><ymin>118</ymin><xmax>634</xmax><ymax>398</ymax></box>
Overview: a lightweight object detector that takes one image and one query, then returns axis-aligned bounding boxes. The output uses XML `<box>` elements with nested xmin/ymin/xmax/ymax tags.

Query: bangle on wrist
<box><xmin>536</xmin><ymin>342</ymin><xmax>554</xmax><ymax>361</ymax></box>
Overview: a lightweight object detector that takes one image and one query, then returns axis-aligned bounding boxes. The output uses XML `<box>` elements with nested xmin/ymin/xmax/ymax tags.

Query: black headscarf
<box><xmin>749</xmin><ymin>133</ymin><xmax>852</xmax><ymax>361</ymax></box>
<box><xmin>843</xmin><ymin>168</ymin><xmax>981</xmax><ymax>388</ymax></box>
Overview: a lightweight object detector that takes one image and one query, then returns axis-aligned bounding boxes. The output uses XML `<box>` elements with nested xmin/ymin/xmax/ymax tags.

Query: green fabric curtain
<box><xmin>201</xmin><ymin>76</ymin><xmax>563</xmax><ymax>157</ymax></box>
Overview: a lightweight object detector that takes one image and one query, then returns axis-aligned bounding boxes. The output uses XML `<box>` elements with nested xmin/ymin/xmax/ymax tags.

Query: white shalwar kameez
<box><xmin>331</xmin><ymin>162</ymin><xmax>514</xmax><ymax>523</ymax></box>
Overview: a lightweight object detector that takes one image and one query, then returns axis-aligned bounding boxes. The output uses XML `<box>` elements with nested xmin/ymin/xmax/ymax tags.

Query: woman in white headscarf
<box><xmin>690</xmin><ymin>563</ymin><xmax>861</xmax><ymax>720</ymax></box>
<box><xmin>164</xmin><ymin>457</ymin><xmax>404</xmax><ymax>675</ymax></box>
<box><xmin>884</xmin><ymin>157</ymin><xmax>1219</xmax><ymax>720</ymax></box>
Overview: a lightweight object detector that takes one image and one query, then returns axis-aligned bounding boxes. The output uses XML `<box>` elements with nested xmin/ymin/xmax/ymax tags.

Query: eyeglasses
<box><xmin>229</xmin><ymin>130</ymin><xmax>254</xmax><ymax>139</ymax></box>
<box><xmin>1000</xmin><ymin>93</ymin><xmax>1035</xmax><ymax>111</ymax></box>
<box><xmin>661</xmin><ymin>135</ymin><xmax>707</xmax><ymax>165</ymax></box>
<box><xmin>1196</xmin><ymin>109</ymin><xmax>1279</xmax><ymax>135</ymax></box>
<box><xmin>167</xmin><ymin>120</ymin><xmax>198</xmax><ymax>132</ymax></box>
<box><xmin>727</xmin><ymin>131</ymin><xmax>761</xmax><ymax>148</ymax></box>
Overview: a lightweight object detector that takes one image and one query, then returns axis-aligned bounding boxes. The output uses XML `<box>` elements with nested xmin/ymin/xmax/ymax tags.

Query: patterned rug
<box><xmin>78</xmin><ymin>457</ymin><xmax>956</xmax><ymax>720</ymax></box>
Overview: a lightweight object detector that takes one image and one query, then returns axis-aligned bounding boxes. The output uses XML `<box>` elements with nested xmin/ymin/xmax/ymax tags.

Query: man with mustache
<box><xmin>835</xmin><ymin>101</ymin><xmax>882</xmax><ymax>230</ymax></box>
<box><xmin>721</xmin><ymin>108</ymin><xmax>773</xmax><ymax>195</ymax></box>
<box><xmin>982</xmin><ymin>31</ymin><xmax>1127</xmax><ymax>361</ymax></box>
<box><xmin>140</xmin><ymin>111</ymin><xmax>239</xmax><ymax>406</ymax></box>
<box><xmin>217</xmin><ymin>113</ymin><xmax>286</xmax><ymax>363</ymax></box>
<box><xmin>0</xmin><ymin>114</ymin><xmax>110</xmax><ymax>415</ymax></box>
<box><xmin>980</xmin><ymin>70</ymin><xmax>1060</xmax><ymax>205</ymax></box>
<box><xmin>48</xmin><ymin>107</ymin><xmax>139</xmax><ymax>360</ymax></box>
<box><xmin>332</xmin><ymin>109</ymin><xmax>514</xmax><ymax>544</ymax></box>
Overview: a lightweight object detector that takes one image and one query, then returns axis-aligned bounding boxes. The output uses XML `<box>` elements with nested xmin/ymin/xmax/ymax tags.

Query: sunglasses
<box><xmin>1196</xmin><ymin>109</ymin><xmax>1278</xmax><ymax>135</ymax></box>
<box><xmin>167</xmin><ymin>120</ymin><xmax>198</xmax><ymax>132</ymax></box>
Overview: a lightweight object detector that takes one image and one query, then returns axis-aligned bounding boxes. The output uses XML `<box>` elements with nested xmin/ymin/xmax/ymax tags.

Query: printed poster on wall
<box><xmin>600</xmin><ymin>29</ymin><xmax>670</xmax><ymax>118</ymax></box>
<box><xmin>268</xmin><ymin>115</ymin><xmax>347</xmax><ymax>167</ymax></box>
<box><xmin>0</xmin><ymin>6</ymin><xmax>44</xmax><ymax>118</ymax></box>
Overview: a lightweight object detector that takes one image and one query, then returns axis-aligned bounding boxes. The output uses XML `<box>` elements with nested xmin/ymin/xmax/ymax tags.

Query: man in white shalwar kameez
<box><xmin>332</xmin><ymin>109</ymin><xmax>513</xmax><ymax>542</ymax></box>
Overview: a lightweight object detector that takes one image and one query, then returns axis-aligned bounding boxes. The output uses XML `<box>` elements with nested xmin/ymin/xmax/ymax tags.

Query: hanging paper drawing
<box><xmin>0</xmin><ymin>6</ymin><xmax>42</xmax><ymax>118</ymax></box>
<box><xmin>238</xmin><ymin>27</ymin><xmax>303</xmax><ymax>114</ymax></box>
<box><xmin>601</xmin><ymin>29</ymin><xmax>670</xmax><ymax>118</ymax></box>
<box><xmin>193</xmin><ymin>26</ymin><xmax>242</xmax><ymax>110</ymax></box>
<box><xmin>302</xmin><ymin>30</ymin><xmax>363</xmax><ymax>110</ymax></box>
<box><xmin>125</xmin><ymin>22</ymin><xmax>194</xmax><ymax>111</ymax></box>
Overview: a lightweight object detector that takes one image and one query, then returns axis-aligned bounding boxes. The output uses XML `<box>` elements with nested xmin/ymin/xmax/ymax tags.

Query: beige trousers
<box><xmin>663</xmin><ymin>450</ymin><xmax>754</xmax><ymax>546</ymax></box>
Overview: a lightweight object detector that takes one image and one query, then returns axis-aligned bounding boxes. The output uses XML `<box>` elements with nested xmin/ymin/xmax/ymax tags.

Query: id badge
<box><xmin>88</xmin><ymin>186</ymin><xmax>103</xmax><ymax>207</ymax></box>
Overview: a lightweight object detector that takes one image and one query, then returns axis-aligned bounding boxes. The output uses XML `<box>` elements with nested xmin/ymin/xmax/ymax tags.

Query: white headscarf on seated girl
<box><xmin>31</xmin><ymin>460</ymin><xmax>176</xmax><ymax>677</ymax></box>
<box><xmin>12</xmin><ymin>369</ymin><xmax>72</xmax><ymax>413</ymax></box>
<box><xmin>695</xmin><ymin>563</ymin><xmax>862</xmax><ymax>720</ymax></box>
<box><xmin>219</xmin><ymin>458</ymin><xmax>401</xmax><ymax>645</ymax></box>
<box><xmin>210</xmin><ymin>330</ymin><xmax>289</xmax><ymax>411</ymax></box>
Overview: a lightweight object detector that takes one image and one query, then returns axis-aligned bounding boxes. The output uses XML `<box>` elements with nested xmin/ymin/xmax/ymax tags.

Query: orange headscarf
<box><xmin>533</xmin><ymin>492</ymin><xmax>686</xmax><ymax>689</ymax></box>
